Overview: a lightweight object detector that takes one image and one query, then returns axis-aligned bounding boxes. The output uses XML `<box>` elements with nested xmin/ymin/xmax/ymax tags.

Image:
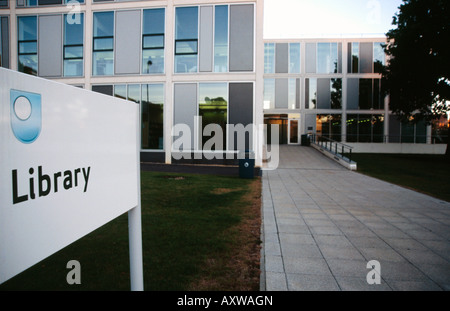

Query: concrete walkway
<box><xmin>261</xmin><ymin>145</ymin><xmax>450</xmax><ymax>291</ymax></box>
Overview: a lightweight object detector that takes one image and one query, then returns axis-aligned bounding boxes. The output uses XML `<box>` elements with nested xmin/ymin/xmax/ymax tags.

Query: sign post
<box><xmin>0</xmin><ymin>68</ymin><xmax>144</xmax><ymax>290</ymax></box>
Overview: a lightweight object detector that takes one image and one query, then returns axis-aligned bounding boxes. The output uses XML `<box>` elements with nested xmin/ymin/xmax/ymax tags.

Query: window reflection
<box><xmin>264</xmin><ymin>79</ymin><xmax>275</xmax><ymax>109</ymax></box>
<box><xmin>175</xmin><ymin>7</ymin><xmax>198</xmax><ymax>73</ymax></box>
<box><xmin>64</xmin><ymin>13</ymin><xmax>84</xmax><ymax>77</ymax></box>
<box><xmin>93</xmin><ymin>11</ymin><xmax>114</xmax><ymax>76</ymax></box>
<box><xmin>346</xmin><ymin>114</ymin><xmax>384</xmax><ymax>142</ymax></box>
<box><xmin>317</xmin><ymin>42</ymin><xmax>339</xmax><ymax>74</ymax></box>
<box><xmin>142</xmin><ymin>8</ymin><xmax>165</xmax><ymax>74</ymax></box>
<box><xmin>199</xmin><ymin>83</ymin><xmax>228</xmax><ymax>150</ymax></box>
<box><xmin>289</xmin><ymin>43</ymin><xmax>300</xmax><ymax>73</ymax></box>
<box><xmin>316</xmin><ymin>114</ymin><xmax>341</xmax><ymax>141</ymax></box>
<box><xmin>214</xmin><ymin>5</ymin><xmax>228</xmax><ymax>73</ymax></box>
<box><xmin>18</xmin><ymin>16</ymin><xmax>38</xmax><ymax>76</ymax></box>
<box><xmin>264</xmin><ymin>43</ymin><xmax>275</xmax><ymax>74</ymax></box>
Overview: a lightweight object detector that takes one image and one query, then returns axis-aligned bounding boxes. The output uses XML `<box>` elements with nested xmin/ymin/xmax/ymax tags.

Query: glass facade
<box><xmin>18</xmin><ymin>16</ymin><xmax>38</xmax><ymax>76</ymax></box>
<box><xmin>347</xmin><ymin>114</ymin><xmax>384</xmax><ymax>142</ymax></box>
<box><xmin>199</xmin><ymin>83</ymin><xmax>228</xmax><ymax>150</ymax></box>
<box><xmin>175</xmin><ymin>7</ymin><xmax>198</xmax><ymax>73</ymax></box>
<box><xmin>373</xmin><ymin>42</ymin><xmax>385</xmax><ymax>74</ymax></box>
<box><xmin>142</xmin><ymin>84</ymin><xmax>164</xmax><ymax>150</ymax></box>
<box><xmin>288</xmin><ymin>79</ymin><xmax>296</xmax><ymax>109</ymax></box>
<box><xmin>264</xmin><ymin>79</ymin><xmax>275</xmax><ymax>109</ymax></box>
<box><xmin>142</xmin><ymin>8</ymin><xmax>165</xmax><ymax>74</ymax></box>
<box><xmin>316</xmin><ymin>114</ymin><xmax>341</xmax><ymax>141</ymax></box>
<box><xmin>16</xmin><ymin>0</ymin><xmax>84</xmax><ymax>6</ymax></box>
<box><xmin>214</xmin><ymin>5</ymin><xmax>229</xmax><ymax>73</ymax></box>
<box><xmin>93</xmin><ymin>11</ymin><xmax>114</xmax><ymax>76</ymax></box>
<box><xmin>289</xmin><ymin>43</ymin><xmax>300</xmax><ymax>73</ymax></box>
<box><xmin>0</xmin><ymin>18</ymin><xmax>2</xmax><ymax>67</ymax></box>
<box><xmin>112</xmin><ymin>83</ymin><xmax>164</xmax><ymax>150</ymax></box>
<box><xmin>64</xmin><ymin>12</ymin><xmax>84</xmax><ymax>77</ymax></box>
<box><xmin>317</xmin><ymin>42</ymin><xmax>340</xmax><ymax>74</ymax></box>
<box><xmin>264</xmin><ymin>43</ymin><xmax>275</xmax><ymax>74</ymax></box>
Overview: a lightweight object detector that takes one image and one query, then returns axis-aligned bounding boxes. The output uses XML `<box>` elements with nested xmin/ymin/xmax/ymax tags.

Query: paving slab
<box><xmin>261</xmin><ymin>145</ymin><xmax>450</xmax><ymax>291</ymax></box>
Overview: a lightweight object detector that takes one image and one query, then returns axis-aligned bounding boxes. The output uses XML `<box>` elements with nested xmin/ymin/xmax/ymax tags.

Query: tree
<box><xmin>383</xmin><ymin>0</ymin><xmax>450</xmax><ymax>155</ymax></box>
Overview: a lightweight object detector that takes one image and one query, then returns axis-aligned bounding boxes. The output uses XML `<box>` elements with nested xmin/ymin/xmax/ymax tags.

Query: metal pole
<box><xmin>128</xmin><ymin>103</ymin><xmax>144</xmax><ymax>291</ymax></box>
<box><xmin>128</xmin><ymin>205</ymin><xmax>144</xmax><ymax>291</ymax></box>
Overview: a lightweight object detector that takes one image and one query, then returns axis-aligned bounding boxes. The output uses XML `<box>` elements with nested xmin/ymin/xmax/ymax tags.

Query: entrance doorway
<box><xmin>264</xmin><ymin>114</ymin><xmax>300</xmax><ymax>145</ymax></box>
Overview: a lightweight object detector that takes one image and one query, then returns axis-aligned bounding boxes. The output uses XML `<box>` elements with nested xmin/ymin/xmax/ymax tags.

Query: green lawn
<box><xmin>0</xmin><ymin>171</ymin><xmax>261</xmax><ymax>291</ymax></box>
<box><xmin>351</xmin><ymin>153</ymin><xmax>450</xmax><ymax>202</ymax></box>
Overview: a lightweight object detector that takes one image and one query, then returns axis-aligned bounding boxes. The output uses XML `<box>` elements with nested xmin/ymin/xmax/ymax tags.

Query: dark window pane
<box><xmin>358</xmin><ymin>115</ymin><xmax>372</xmax><ymax>142</ymax></box>
<box><xmin>330</xmin><ymin>78</ymin><xmax>342</xmax><ymax>109</ymax></box>
<box><xmin>346</xmin><ymin>114</ymin><xmax>358</xmax><ymax>142</ymax></box>
<box><xmin>92</xmin><ymin>85</ymin><xmax>113</xmax><ymax>96</ymax></box>
<box><xmin>372</xmin><ymin>115</ymin><xmax>384</xmax><ymax>142</ymax></box>
<box><xmin>359</xmin><ymin>79</ymin><xmax>372</xmax><ymax>109</ymax></box>
<box><xmin>38</xmin><ymin>0</ymin><xmax>62</xmax><ymax>5</ymax></box>
<box><xmin>141</xmin><ymin>84</ymin><xmax>164</xmax><ymax>150</ymax></box>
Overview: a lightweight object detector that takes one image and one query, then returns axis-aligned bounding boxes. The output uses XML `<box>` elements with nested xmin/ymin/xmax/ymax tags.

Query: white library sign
<box><xmin>0</xmin><ymin>68</ymin><xmax>143</xmax><ymax>290</ymax></box>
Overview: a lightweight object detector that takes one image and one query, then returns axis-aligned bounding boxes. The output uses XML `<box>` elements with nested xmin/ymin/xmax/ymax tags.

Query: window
<box><xmin>37</xmin><ymin>0</ymin><xmax>62</xmax><ymax>5</ymax></box>
<box><xmin>306</xmin><ymin>78</ymin><xmax>341</xmax><ymax>110</ymax></box>
<box><xmin>0</xmin><ymin>0</ymin><xmax>8</xmax><ymax>7</ymax></box>
<box><xmin>289</xmin><ymin>43</ymin><xmax>300</xmax><ymax>73</ymax></box>
<box><xmin>142</xmin><ymin>8</ymin><xmax>165</xmax><ymax>74</ymax></box>
<box><xmin>127</xmin><ymin>84</ymin><xmax>140</xmax><ymax>104</ymax></box>
<box><xmin>142</xmin><ymin>84</ymin><xmax>164</xmax><ymax>150</ymax></box>
<box><xmin>63</xmin><ymin>12</ymin><xmax>84</xmax><ymax>77</ymax></box>
<box><xmin>288</xmin><ymin>79</ymin><xmax>296</xmax><ymax>109</ymax></box>
<box><xmin>316</xmin><ymin>114</ymin><xmax>341</xmax><ymax>141</ymax></box>
<box><xmin>93</xmin><ymin>12</ymin><xmax>114</xmax><ymax>76</ymax></box>
<box><xmin>263</xmin><ymin>79</ymin><xmax>275</xmax><ymax>109</ymax></box>
<box><xmin>373</xmin><ymin>42</ymin><xmax>385</xmax><ymax>73</ymax></box>
<box><xmin>18</xmin><ymin>16</ymin><xmax>38</xmax><ymax>76</ymax></box>
<box><xmin>17</xmin><ymin>0</ymin><xmax>80</xmax><ymax>6</ymax></box>
<box><xmin>330</xmin><ymin>78</ymin><xmax>342</xmax><ymax>109</ymax></box>
<box><xmin>0</xmin><ymin>18</ymin><xmax>2</xmax><ymax>67</ymax></box>
<box><xmin>264</xmin><ymin>43</ymin><xmax>275</xmax><ymax>74</ymax></box>
<box><xmin>114</xmin><ymin>84</ymin><xmax>126</xmax><ymax>100</ymax></box>
<box><xmin>113</xmin><ymin>84</ymin><xmax>165</xmax><ymax>150</ymax></box>
<box><xmin>17</xmin><ymin>0</ymin><xmax>37</xmax><ymax>6</ymax></box>
<box><xmin>317</xmin><ymin>42</ymin><xmax>340</xmax><ymax>74</ymax></box>
<box><xmin>348</xmin><ymin>42</ymin><xmax>359</xmax><ymax>73</ymax></box>
<box><xmin>214</xmin><ymin>5</ymin><xmax>228</xmax><ymax>73</ymax></box>
<box><xmin>175</xmin><ymin>7</ymin><xmax>198</xmax><ymax>73</ymax></box>
<box><xmin>199</xmin><ymin>83</ymin><xmax>228</xmax><ymax>151</ymax></box>
<box><xmin>347</xmin><ymin>114</ymin><xmax>384</xmax><ymax>142</ymax></box>
<box><xmin>305</xmin><ymin>78</ymin><xmax>317</xmax><ymax>109</ymax></box>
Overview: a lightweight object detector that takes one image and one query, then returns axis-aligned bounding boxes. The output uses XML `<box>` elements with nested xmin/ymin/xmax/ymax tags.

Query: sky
<box><xmin>264</xmin><ymin>0</ymin><xmax>404</xmax><ymax>39</ymax></box>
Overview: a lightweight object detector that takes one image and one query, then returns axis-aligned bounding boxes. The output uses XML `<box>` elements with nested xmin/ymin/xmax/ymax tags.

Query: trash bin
<box><xmin>301</xmin><ymin>134</ymin><xmax>310</xmax><ymax>146</ymax></box>
<box><xmin>239</xmin><ymin>150</ymin><xmax>255</xmax><ymax>179</ymax></box>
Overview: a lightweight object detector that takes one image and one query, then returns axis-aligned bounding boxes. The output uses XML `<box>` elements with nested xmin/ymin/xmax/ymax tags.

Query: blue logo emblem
<box><xmin>10</xmin><ymin>90</ymin><xmax>42</xmax><ymax>144</ymax></box>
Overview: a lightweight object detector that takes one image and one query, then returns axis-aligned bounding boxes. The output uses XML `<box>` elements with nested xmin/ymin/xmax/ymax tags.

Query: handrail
<box><xmin>310</xmin><ymin>134</ymin><xmax>355</xmax><ymax>164</ymax></box>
